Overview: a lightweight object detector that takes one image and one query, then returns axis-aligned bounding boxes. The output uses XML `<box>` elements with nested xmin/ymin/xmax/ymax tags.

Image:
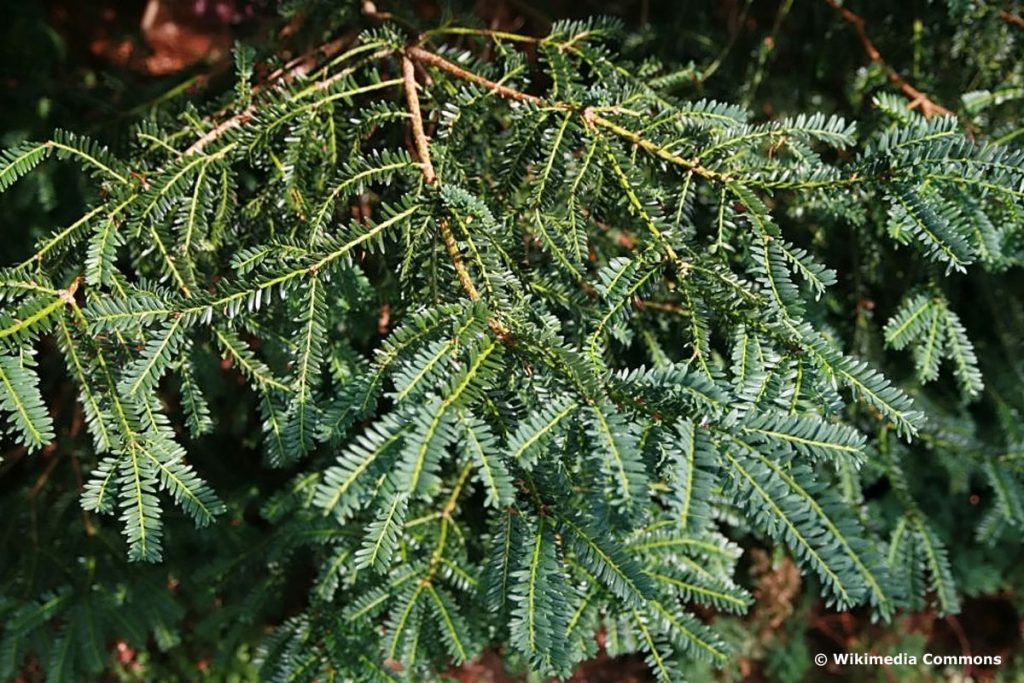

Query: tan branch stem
<box><xmin>405</xmin><ymin>46</ymin><xmax>725</xmax><ymax>183</ymax></box>
<box><xmin>185</xmin><ymin>40</ymin><xmax>388</xmax><ymax>155</ymax></box>
<box><xmin>402</xmin><ymin>54</ymin><xmax>439</xmax><ymax>185</ymax></box>
<box><xmin>1001</xmin><ymin>9</ymin><xmax>1024</xmax><ymax>29</ymax></box>
<box><xmin>401</xmin><ymin>52</ymin><xmax>492</xmax><ymax>314</ymax></box>
<box><xmin>825</xmin><ymin>0</ymin><xmax>953</xmax><ymax>118</ymax></box>
<box><xmin>406</xmin><ymin>46</ymin><xmax>543</xmax><ymax>105</ymax></box>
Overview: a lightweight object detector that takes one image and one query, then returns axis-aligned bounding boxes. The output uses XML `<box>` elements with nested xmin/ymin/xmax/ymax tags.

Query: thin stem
<box><xmin>701</xmin><ymin>0</ymin><xmax>754</xmax><ymax>83</ymax></box>
<box><xmin>402</xmin><ymin>55</ymin><xmax>439</xmax><ymax>186</ymax></box>
<box><xmin>994</xmin><ymin>126</ymin><xmax>1024</xmax><ymax>146</ymax></box>
<box><xmin>405</xmin><ymin>46</ymin><xmax>726</xmax><ymax>183</ymax></box>
<box><xmin>426</xmin><ymin>461</ymin><xmax>474</xmax><ymax>580</ymax></box>
<box><xmin>401</xmin><ymin>52</ymin><xmax>482</xmax><ymax>304</ymax></box>
<box><xmin>824</xmin><ymin>0</ymin><xmax>953</xmax><ymax>118</ymax></box>
<box><xmin>589</xmin><ymin>113</ymin><xmax>729</xmax><ymax>182</ymax></box>
<box><xmin>406</xmin><ymin>46</ymin><xmax>543</xmax><ymax>105</ymax></box>
<box><xmin>186</xmin><ymin>43</ymin><xmax>390</xmax><ymax>155</ymax></box>
<box><xmin>422</xmin><ymin>26</ymin><xmax>542</xmax><ymax>44</ymax></box>
<box><xmin>1001</xmin><ymin>9</ymin><xmax>1024</xmax><ymax>29</ymax></box>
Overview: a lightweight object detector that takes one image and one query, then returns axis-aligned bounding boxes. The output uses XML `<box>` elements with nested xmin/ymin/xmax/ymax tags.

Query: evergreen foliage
<box><xmin>1</xmin><ymin>1</ymin><xmax>1023</xmax><ymax>680</ymax></box>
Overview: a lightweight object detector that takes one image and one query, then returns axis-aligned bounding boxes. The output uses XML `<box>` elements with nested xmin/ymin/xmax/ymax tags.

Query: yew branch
<box><xmin>404</xmin><ymin>46</ymin><xmax>726</xmax><ymax>183</ymax></box>
<box><xmin>186</xmin><ymin>38</ymin><xmax>387</xmax><ymax>155</ymax></box>
<box><xmin>406</xmin><ymin>46</ymin><xmax>543</xmax><ymax>105</ymax></box>
<box><xmin>401</xmin><ymin>52</ymin><xmax>482</xmax><ymax>305</ymax></box>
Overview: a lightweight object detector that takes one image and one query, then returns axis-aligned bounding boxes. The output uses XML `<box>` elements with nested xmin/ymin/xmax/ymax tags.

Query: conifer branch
<box><xmin>401</xmin><ymin>54</ymin><xmax>439</xmax><ymax>187</ymax></box>
<box><xmin>406</xmin><ymin>46</ymin><xmax>544</xmax><ymax>105</ymax></box>
<box><xmin>406</xmin><ymin>46</ymin><xmax>727</xmax><ymax>183</ymax></box>
<box><xmin>401</xmin><ymin>52</ymin><xmax>482</xmax><ymax>303</ymax></box>
<box><xmin>186</xmin><ymin>42</ymin><xmax>391</xmax><ymax>155</ymax></box>
<box><xmin>400</xmin><ymin>50</ymin><xmax>515</xmax><ymax>341</ymax></box>
<box><xmin>2</xmin><ymin>7</ymin><xmax>1019</xmax><ymax>679</ymax></box>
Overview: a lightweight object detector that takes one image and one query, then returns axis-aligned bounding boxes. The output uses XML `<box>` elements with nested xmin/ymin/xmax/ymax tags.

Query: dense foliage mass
<box><xmin>1</xmin><ymin>1</ymin><xmax>1023</xmax><ymax>680</ymax></box>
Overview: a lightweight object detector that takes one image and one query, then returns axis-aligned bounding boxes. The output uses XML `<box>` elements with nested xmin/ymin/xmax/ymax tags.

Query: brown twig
<box><xmin>406</xmin><ymin>45</ymin><xmax>698</xmax><ymax>280</ymax></box>
<box><xmin>944</xmin><ymin>615</ymin><xmax>975</xmax><ymax>678</ymax></box>
<box><xmin>401</xmin><ymin>52</ymin><xmax>483</xmax><ymax>305</ymax></box>
<box><xmin>405</xmin><ymin>46</ymin><xmax>725</xmax><ymax>185</ymax></box>
<box><xmin>0</xmin><ymin>446</ymin><xmax>28</xmax><ymax>477</ymax></box>
<box><xmin>825</xmin><ymin>0</ymin><xmax>954</xmax><ymax>118</ymax></box>
<box><xmin>186</xmin><ymin>111</ymin><xmax>252</xmax><ymax>156</ymax></box>
<box><xmin>28</xmin><ymin>444</ymin><xmax>62</xmax><ymax>498</ymax></box>
<box><xmin>637</xmin><ymin>300</ymin><xmax>688</xmax><ymax>316</ymax></box>
<box><xmin>401</xmin><ymin>50</ymin><xmax>516</xmax><ymax>339</ymax></box>
<box><xmin>1001</xmin><ymin>9</ymin><xmax>1024</xmax><ymax>29</ymax></box>
<box><xmin>185</xmin><ymin>34</ymin><xmax>367</xmax><ymax>155</ymax></box>
<box><xmin>29</xmin><ymin>392</ymin><xmax>85</xmax><ymax>499</ymax></box>
<box><xmin>402</xmin><ymin>54</ymin><xmax>440</xmax><ymax>185</ymax></box>
<box><xmin>406</xmin><ymin>46</ymin><xmax>543</xmax><ymax>104</ymax></box>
